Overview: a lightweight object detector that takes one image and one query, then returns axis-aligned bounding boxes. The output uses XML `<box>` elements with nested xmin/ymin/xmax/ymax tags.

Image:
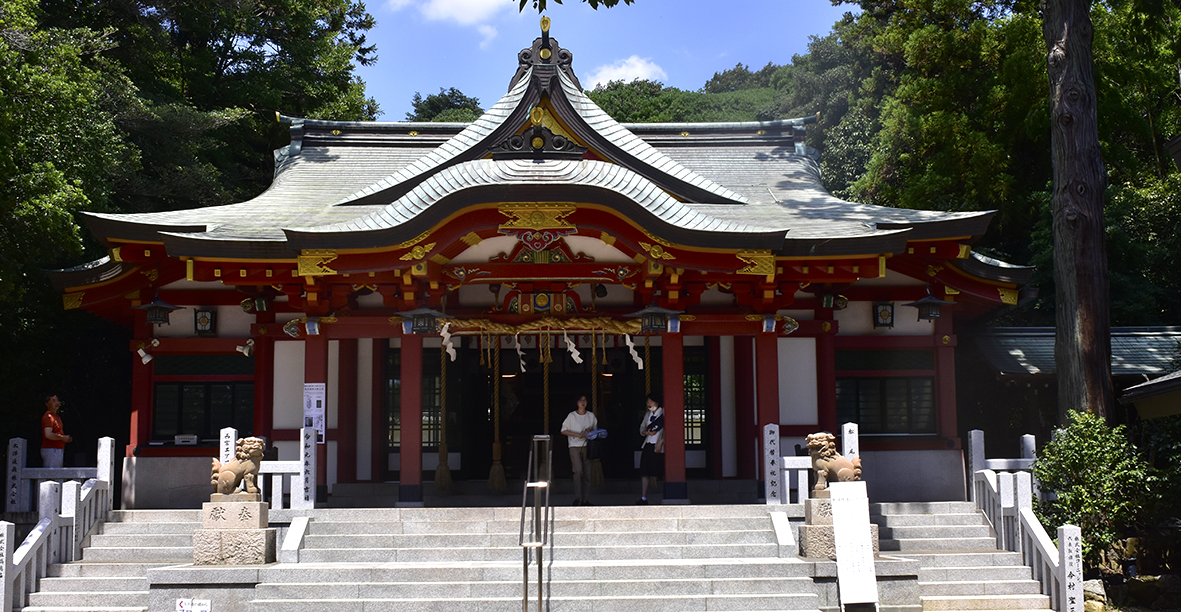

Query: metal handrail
<box><xmin>519</xmin><ymin>435</ymin><xmax>552</xmax><ymax>612</ymax></box>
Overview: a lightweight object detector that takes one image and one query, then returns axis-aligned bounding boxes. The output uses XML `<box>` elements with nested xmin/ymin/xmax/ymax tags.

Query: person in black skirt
<box><xmin>637</xmin><ymin>392</ymin><xmax>664</xmax><ymax>504</ymax></box>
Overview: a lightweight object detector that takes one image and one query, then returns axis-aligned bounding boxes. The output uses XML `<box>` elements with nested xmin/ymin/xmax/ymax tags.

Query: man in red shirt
<box><xmin>41</xmin><ymin>395</ymin><xmax>72</xmax><ymax>468</ymax></box>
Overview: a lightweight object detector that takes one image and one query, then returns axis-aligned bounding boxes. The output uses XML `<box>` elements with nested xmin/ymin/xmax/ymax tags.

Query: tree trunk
<box><xmin>1042</xmin><ymin>0</ymin><xmax>1113</xmax><ymax>422</ymax></box>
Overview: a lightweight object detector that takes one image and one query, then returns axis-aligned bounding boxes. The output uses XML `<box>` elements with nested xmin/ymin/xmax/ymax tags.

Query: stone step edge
<box><xmin>250</xmin><ymin>594</ymin><xmax>819</xmax><ymax>603</ymax></box>
<box><xmin>266</xmin><ymin>557</ymin><xmax>806</xmax><ymax>569</ymax></box>
<box><xmin>18</xmin><ymin>608</ymin><xmax>146</xmax><ymax>612</ymax></box>
<box><xmin>921</xmin><ymin>595</ymin><xmax>1052</xmax><ymax>602</ymax></box>
<box><xmin>257</xmin><ymin>576</ymin><xmax>815</xmax><ymax>587</ymax></box>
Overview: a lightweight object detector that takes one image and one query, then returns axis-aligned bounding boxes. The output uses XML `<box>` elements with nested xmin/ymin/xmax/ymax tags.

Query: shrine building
<box><xmin>50</xmin><ymin>23</ymin><xmax>1031</xmax><ymax>507</ymax></box>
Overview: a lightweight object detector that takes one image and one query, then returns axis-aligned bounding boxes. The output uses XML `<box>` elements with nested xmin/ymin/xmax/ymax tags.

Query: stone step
<box><xmin>918</xmin><ymin>580</ymin><xmax>1045</xmax><ymax>597</ymax></box>
<box><xmin>879</xmin><ymin>537</ymin><xmax>1000</xmax><ymax>552</ymax></box>
<box><xmin>921</xmin><ymin>594</ymin><xmax>1052</xmax><ymax>610</ymax></box>
<box><xmin>250</xmin><ymin>593</ymin><xmax>820</xmax><ymax>612</ymax></box>
<box><xmin>48</xmin><ymin>562</ymin><xmax>175</xmax><ymax>578</ymax></box>
<box><xmin>19</xmin><ymin>607</ymin><xmax>146</xmax><ymax>612</ymax></box>
<box><xmin>871</xmin><ymin>502</ymin><xmax>977</xmax><ymax>515</ymax></box>
<box><xmin>296</xmin><ymin>542</ymin><xmax>781</xmax><ymax>563</ymax></box>
<box><xmin>258</xmin><ymin>558</ymin><xmax>814</xmax><ymax>583</ymax></box>
<box><xmin>304</xmin><ymin>516</ymin><xmax>773</xmax><ymax>535</ymax></box>
<box><xmin>106</xmin><ymin>509</ymin><xmax>201</xmax><ymax>523</ymax></box>
<box><xmin>878</xmin><ymin>525</ymin><xmax>993</xmax><ymax>539</ymax></box>
<box><xmin>89</xmin><ymin>533</ymin><xmax>195</xmax><ymax>548</ymax></box>
<box><xmin>254</xmin><ymin>576</ymin><xmax>816</xmax><ymax>599</ymax></box>
<box><xmin>97</xmin><ymin>521</ymin><xmax>200</xmax><ymax>535</ymax></box>
<box><xmin>80</xmin><ymin>546</ymin><xmax>192</xmax><ymax>562</ymax></box>
<box><xmin>892</xmin><ymin>551</ymin><xmax>1027</xmax><ymax>567</ymax></box>
<box><xmin>290</xmin><ymin>505</ymin><xmax>775</xmax><ymax>523</ymax></box>
<box><xmin>300</xmin><ymin>529</ymin><xmax>773</xmax><ymax>549</ymax></box>
<box><xmin>32</xmin><ymin>576</ymin><xmax>146</xmax><ymax>592</ymax></box>
<box><xmin>919</xmin><ymin>566</ymin><xmax>1034</xmax><ymax>582</ymax></box>
<box><xmin>872</xmin><ymin>513</ymin><xmax>988</xmax><ymax>527</ymax></box>
<box><xmin>26</xmin><ymin>590</ymin><xmax>148</xmax><ymax>608</ymax></box>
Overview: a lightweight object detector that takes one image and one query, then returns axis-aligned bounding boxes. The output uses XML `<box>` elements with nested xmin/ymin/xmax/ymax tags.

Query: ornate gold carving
<box><xmin>640</xmin><ymin>229</ymin><xmax>673</xmax><ymax>247</ymax></box>
<box><xmin>599</xmin><ymin>232</ymin><xmax>616</xmax><ymax>246</ymax></box>
<box><xmin>399</xmin><ymin>242</ymin><xmax>437</xmax><ymax>261</ymax></box>
<box><xmin>498</xmin><ymin>204</ymin><xmax>576</xmax><ymax>231</ymax></box>
<box><xmin>744</xmin><ymin>314</ymin><xmax>764</xmax><ymax>322</ymax></box>
<box><xmin>408</xmin><ymin>130</ymin><xmax>419</xmax><ymax>136</ymax></box>
<box><xmin>638</xmin><ymin>242</ymin><xmax>675</xmax><ymax>261</ymax></box>
<box><xmin>958</xmin><ymin>244</ymin><xmax>971</xmax><ymax>259</ymax></box>
<box><xmin>998</xmin><ymin>288</ymin><xmax>1018</xmax><ymax>305</ymax></box>
<box><xmin>944</xmin><ymin>287</ymin><xmax>961</xmax><ymax>295</ymax></box>
<box><xmin>430</xmin><ymin>254</ymin><xmax>451</xmax><ymax>265</ymax></box>
<box><xmin>332</xmin><ymin>129</ymin><xmax>341</xmax><ymax>135</ymax></box>
<box><xmin>756</xmin><ymin>130</ymin><xmax>766</xmax><ymax>136</ymax></box>
<box><xmin>298</xmin><ymin>249</ymin><xmax>338</xmax><ymax>276</ymax></box>
<box><xmin>141</xmin><ymin>268</ymin><xmax>159</xmax><ymax>282</ymax></box>
<box><xmin>186</xmin><ymin>259</ymin><xmax>194</xmax><ymax>281</ymax></box>
<box><xmin>680</xmin><ymin>131</ymin><xmax>690</xmax><ymax>137</ymax></box>
<box><xmin>942</xmin><ymin>335</ymin><xmax>951</xmax><ymax>345</ymax></box>
<box><xmin>647</xmin><ymin>260</ymin><xmax>664</xmax><ymax>275</ymax></box>
<box><xmin>678</xmin><ymin>315</ymin><xmax>696</xmax><ymax>322</ymax></box>
<box><xmin>395</xmin><ymin>231</ymin><xmax>432</xmax><ymax>249</ymax></box>
<box><xmin>821</xmin><ymin>321</ymin><xmax>832</xmax><ymax>332</ymax></box>
<box><xmin>927</xmin><ymin>264</ymin><xmax>944</xmax><ymax>277</ymax></box>
<box><xmin>110</xmin><ymin>247</ymin><xmax>122</xmax><ymax>262</ymax></box>
<box><xmin>539</xmin><ymin>48</ymin><xmax>552</xmax><ymax>60</ymax></box>
<box><xmin>879</xmin><ymin>255</ymin><xmax>887</xmax><ymax>277</ymax></box>
<box><xmin>63</xmin><ymin>292</ymin><xmax>84</xmax><ymax>310</ymax></box>
<box><xmin>737</xmin><ymin>250</ymin><xmax>775</xmax><ymax>275</ymax></box>
<box><xmin>388</xmin><ymin>316</ymin><xmax>403</xmax><ymax>326</ymax></box>
<box><xmin>461</xmin><ymin>232</ymin><xmax>483</xmax><ymax>247</ymax></box>
<box><xmin>531</xmin><ymin>107</ymin><xmax>544</xmax><ymax>125</ymax></box>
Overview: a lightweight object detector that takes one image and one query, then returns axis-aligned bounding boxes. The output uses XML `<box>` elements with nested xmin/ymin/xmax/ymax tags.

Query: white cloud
<box><xmin>477</xmin><ymin>24</ymin><xmax>498</xmax><ymax>49</ymax></box>
<box><xmin>395</xmin><ymin>0</ymin><xmax>514</xmax><ymax>27</ymax></box>
<box><xmin>385</xmin><ymin>0</ymin><xmax>414</xmax><ymax>10</ymax></box>
<box><xmin>585</xmin><ymin>56</ymin><xmax>668</xmax><ymax>89</ymax></box>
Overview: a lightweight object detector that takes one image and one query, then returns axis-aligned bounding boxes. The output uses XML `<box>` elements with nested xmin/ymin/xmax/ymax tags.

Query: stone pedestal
<box><xmin>799</xmin><ymin>497</ymin><xmax>880</xmax><ymax>559</ymax></box>
<box><xmin>193</xmin><ymin>493</ymin><xmax>276</xmax><ymax>565</ymax></box>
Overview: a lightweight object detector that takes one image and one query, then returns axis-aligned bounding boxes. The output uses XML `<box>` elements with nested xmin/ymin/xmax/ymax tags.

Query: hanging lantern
<box><xmin>194</xmin><ymin>308</ymin><xmax>217</xmax><ymax>336</ymax></box>
<box><xmin>134</xmin><ymin>295</ymin><xmax>184</xmax><ymax>326</ymax></box>
<box><xmin>873</xmin><ymin>302</ymin><xmax>894</xmax><ymax>329</ymax></box>
<box><xmin>627</xmin><ymin>304</ymin><xmax>683</xmax><ymax>334</ymax></box>
<box><xmin>903</xmin><ymin>294</ymin><xmax>955</xmax><ymax>321</ymax></box>
<box><xmin>397</xmin><ymin>307</ymin><xmax>453</xmax><ymax>335</ymax></box>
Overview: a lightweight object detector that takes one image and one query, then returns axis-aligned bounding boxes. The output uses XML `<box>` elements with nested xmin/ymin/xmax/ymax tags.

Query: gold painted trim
<box><xmin>958</xmin><ymin>244</ymin><xmax>971</xmax><ymax>259</ymax></box>
<box><xmin>429</xmin><ymin>254</ymin><xmax>451</xmax><ymax>265</ymax></box>
<box><xmin>639</xmin><ymin>228</ymin><xmax>674</xmax><ymax>247</ymax></box>
<box><xmin>399</xmin><ymin>242</ymin><xmax>437</xmax><ymax>261</ymax></box>
<box><xmin>638</xmin><ymin>242</ymin><xmax>675</xmax><ymax>261</ymax></box>
<box><xmin>186</xmin><ymin>259</ymin><xmax>194</xmax><ymax>281</ymax></box>
<box><xmin>395</xmin><ymin>231</ymin><xmax>433</xmax><ymax>249</ymax></box>
<box><xmin>460</xmin><ymin>232</ymin><xmax>483</xmax><ymax>247</ymax></box>
<box><xmin>998</xmin><ymin>288</ymin><xmax>1018</xmax><ymax>305</ymax></box>
<box><xmin>497</xmin><ymin>203</ymin><xmax>577</xmax><ymax>231</ymax></box>
<box><xmin>297</xmin><ymin>249</ymin><xmax>338</xmax><ymax>276</ymax></box>
<box><xmin>63</xmin><ymin>292</ymin><xmax>84</xmax><ymax>310</ymax></box>
<box><xmin>736</xmin><ymin>250</ymin><xmax>775</xmax><ymax>275</ymax></box>
<box><xmin>110</xmin><ymin>247</ymin><xmax>122</xmax><ymax>263</ymax></box>
<box><xmin>599</xmin><ymin>232</ymin><xmax>616</xmax><ymax>246</ymax></box>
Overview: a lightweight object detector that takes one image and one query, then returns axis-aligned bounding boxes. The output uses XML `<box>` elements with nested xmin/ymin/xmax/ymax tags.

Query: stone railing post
<box><xmin>297</xmin><ymin>428</ymin><xmax>316</xmax><ymax>510</ymax></box>
<box><xmin>1058</xmin><ymin>525</ymin><xmax>1083</xmax><ymax>612</ymax></box>
<box><xmin>60</xmin><ymin>481</ymin><xmax>82</xmax><ymax>562</ymax></box>
<box><xmin>5</xmin><ymin>440</ymin><xmax>26</xmax><ymax>513</ymax></box>
<box><xmin>97</xmin><ymin>437</ymin><xmax>114</xmax><ymax>512</ymax></box>
<box><xmin>762</xmin><ymin>424</ymin><xmax>782</xmax><ymax>505</ymax></box>
<box><xmin>0</xmin><ymin>520</ymin><xmax>14</xmax><ymax>612</ymax></box>
<box><xmin>38</xmin><ymin>481</ymin><xmax>60</xmax><ymax>567</ymax></box>
<box><xmin>841</xmin><ymin>422</ymin><xmax>859</xmax><ymax>458</ymax></box>
<box><xmin>967</xmin><ymin>429</ymin><xmax>985</xmax><ymax>502</ymax></box>
<box><xmin>1020</xmin><ymin>434</ymin><xmax>1036</xmax><ymax>460</ymax></box>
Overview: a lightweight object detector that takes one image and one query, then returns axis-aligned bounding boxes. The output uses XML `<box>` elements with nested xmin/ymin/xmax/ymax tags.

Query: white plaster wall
<box><xmin>153</xmin><ymin>308</ymin><xmax>194</xmax><ymax>337</ymax></box>
<box><xmin>357</xmin><ymin>339</ymin><xmax>374</xmax><ymax>481</ymax></box>
<box><xmin>354</xmin><ymin>291</ymin><xmax>384</xmax><ymax>309</ymax></box>
<box><xmin>697</xmin><ymin>286</ymin><xmax>734</xmax><ymax>307</ymax></box>
<box><xmin>273</xmin><ymin>341</ymin><xmax>304</xmax><ymax>430</ymax></box>
<box><xmin>327</xmin><ymin>340</ymin><xmax>339</xmax><ymax>430</ymax></box>
<box><xmin>683</xmin><ymin>335</ymin><xmax>704</xmax><ymax>347</ymax></box>
<box><xmin>836</xmin><ymin>300</ymin><xmax>935</xmax><ymax>336</ymax></box>
<box><xmin>449</xmin><ymin>236</ymin><xmax>517</xmax><ymax>264</ymax></box>
<box><xmin>778</xmin><ymin>337</ymin><xmax>818</xmax><ymax>426</ymax></box>
<box><xmin>718</xmin><ymin>336</ymin><xmax>737</xmax><ymax>478</ymax></box>
<box><xmin>458</xmin><ymin>283</ymin><xmax>498</xmax><ymax>308</ymax></box>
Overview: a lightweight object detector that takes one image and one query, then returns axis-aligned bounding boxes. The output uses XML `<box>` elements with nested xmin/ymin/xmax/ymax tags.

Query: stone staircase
<box><xmin>253</xmin><ymin>504</ymin><xmax>818</xmax><ymax>611</ymax></box>
<box><xmin>21</xmin><ymin>509</ymin><xmax>200</xmax><ymax>612</ymax></box>
<box><xmin>872</xmin><ymin>502</ymin><xmax>1052</xmax><ymax>612</ymax></box>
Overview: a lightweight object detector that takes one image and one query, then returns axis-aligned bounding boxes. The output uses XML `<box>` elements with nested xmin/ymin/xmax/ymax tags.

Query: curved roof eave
<box><xmin>282</xmin><ymin>158</ymin><xmax>787</xmax><ymax>252</ymax></box>
<box><xmin>951</xmin><ymin>250</ymin><xmax>1034</xmax><ymax>285</ymax></box>
<box><xmin>874</xmin><ymin>210</ymin><xmax>996</xmax><ymax>241</ymax></box>
<box><xmin>81</xmin><ymin>212</ymin><xmax>208</xmax><ymax>246</ymax></box>
<box><xmin>779</xmin><ymin>228</ymin><xmax>913</xmax><ymax>258</ymax></box>
<box><xmin>46</xmin><ymin>256</ymin><xmax>134</xmax><ymax>291</ymax></box>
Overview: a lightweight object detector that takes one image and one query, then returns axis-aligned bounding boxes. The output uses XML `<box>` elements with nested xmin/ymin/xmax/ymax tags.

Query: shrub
<box><xmin>1033</xmin><ymin>410</ymin><xmax>1155</xmax><ymax>570</ymax></box>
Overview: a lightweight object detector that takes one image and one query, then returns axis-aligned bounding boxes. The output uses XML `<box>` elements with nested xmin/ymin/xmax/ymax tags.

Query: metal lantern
<box><xmin>194</xmin><ymin>308</ymin><xmax>216</xmax><ymax>336</ymax></box>
<box><xmin>134</xmin><ymin>296</ymin><xmax>184</xmax><ymax>326</ymax></box>
<box><xmin>873</xmin><ymin>302</ymin><xmax>894</xmax><ymax>329</ymax></box>
<box><xmin>903</xmin><ymin>294</ymin><xmax>955</xmax><ymax>321</ymax></box>
<box><xmin>398</xmin><ymin>307</ymin><xmax>453</xmax><ymax>335</ymax></box>
<box><xmin>627</xmin><ymin>304</ymin><xmax>683</xmax><ymax>334</ymax></box>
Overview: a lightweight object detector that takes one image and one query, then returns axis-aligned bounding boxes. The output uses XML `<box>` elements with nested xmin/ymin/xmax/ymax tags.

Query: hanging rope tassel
<box><xmin>488</xmin><ymin>338</ymin><xmax>506</xmax><ymax>491</ymax></box>
<box><xmin>588</xmin><ymin>329</ymin><xmax>605</xmax><ymax>487</ymax></box>
<box><xmin>543</xmin><ymin>332</ymin><xmax>551</xmax><ymax>436</ymax></box>
<box><xmin>435</xmin><ymin>345</ymin><xmax>452</xmax><ymax>491</ymax></box>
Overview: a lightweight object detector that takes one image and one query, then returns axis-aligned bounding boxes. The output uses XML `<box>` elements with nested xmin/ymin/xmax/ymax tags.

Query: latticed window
<box><xmin>682</xmin><ymin>346</ymin><xmax>708</xmax><ymax>448</ymax></box>
<box><xmin>835</xmin><ymin>377</ymin><xmax>935</xmax><ymax>434</ymax></box>
<box><xmin>152</xmin><ymin>354</ymin><xmax>254</xmax><ymax>441</ymax></box>
<box><xmin>385</xmin><ymin>348</ymin><xmax>443</xmax><ymax>450</ymax></box>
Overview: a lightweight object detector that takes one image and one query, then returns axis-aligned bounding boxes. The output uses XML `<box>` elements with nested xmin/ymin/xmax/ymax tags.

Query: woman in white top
<box><xmin>560</xmin><ymin>395</ymin><xmax>597</xmax><ymax>506</ymax></box>
<box><xmin>637</xmin><ymin>392</ymin><xmax>664</xmax><ymax>505</ymax></box>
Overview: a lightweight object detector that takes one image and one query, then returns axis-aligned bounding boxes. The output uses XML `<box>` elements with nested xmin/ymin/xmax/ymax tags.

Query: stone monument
<box><xmin>192</xmin><ymin>437</ymin><xmax>276</xmax><ymax>565</ymax></box>
<box><xmin>798</xmin><ymin>431</ymin><xmax>879</xmax><ymax>558</ymax></box>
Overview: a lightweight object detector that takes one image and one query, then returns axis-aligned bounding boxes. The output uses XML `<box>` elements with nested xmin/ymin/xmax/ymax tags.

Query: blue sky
<box><xmin>355</xmin><ymin>0</ymin><xmax>855</xmax><ymax>120</ymax></box>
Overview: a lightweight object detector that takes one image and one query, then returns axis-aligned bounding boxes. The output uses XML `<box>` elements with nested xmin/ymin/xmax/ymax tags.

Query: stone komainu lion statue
<box><xmin>211</xmin><ymin>437</ymin><xmax>265</xmax><ymax>495</ymax></box>
<box><xmin>805</xmin><ymin>432</ymin><xmax>862</xmax><ymax>491</ymax></box>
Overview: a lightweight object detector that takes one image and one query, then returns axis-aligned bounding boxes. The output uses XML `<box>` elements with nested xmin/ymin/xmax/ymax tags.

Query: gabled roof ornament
<box><xmin>508</xmin><ymin>17</ymin><xmax>581</xmax><ymax>91</ymax></box>
<box><xmin>491</xmin><ymin>107</ymin><xmax>588</xmax><ymax>160</ymax></box>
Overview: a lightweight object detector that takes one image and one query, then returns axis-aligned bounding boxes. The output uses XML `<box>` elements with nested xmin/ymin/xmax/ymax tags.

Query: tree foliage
<box><xmin>1033</xmin><ymin>410</ymin><xmax>1154</xmax><ymax>569</ymax></box>
<box><xmin>588</xmin><ymin>79</ymin><xmax>775</xmax><ymax>123</ymax></box>
<box><xmin>406</xmin><ymin>88</ymin><xmax>484</xmax><ymax>122</ymax></box>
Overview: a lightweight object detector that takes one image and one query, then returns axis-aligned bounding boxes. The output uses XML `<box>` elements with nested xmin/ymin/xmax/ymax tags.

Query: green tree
<box><xmin>406</xmin><ymin>88</ymin><xmax>484</xmax><ymax>122</ymax></box>
<box><xmin>588</xmin><ymin>79</ymin><xmax>775</xmax><ymax>123</ymax></box>
<box><xmin>701</xmin><ymin>62</ymin><xmax>782</xmax><ymax>94</ymax></box>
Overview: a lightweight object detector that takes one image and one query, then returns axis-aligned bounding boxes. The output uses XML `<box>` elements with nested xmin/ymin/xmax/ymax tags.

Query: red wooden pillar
<box><xmin>253</xmin><ymin>312</ymin><xmax>275</xmax><ymax>442</ymax></box>
<box><xmin>733</xmin><ymin>336</ymin><xmax>756</xmax><ymax>479</ymax></box>
<box><xmin>706</xmin><ymin>337</ymin><xmax>723</xmax><ymax>479</ymax></box>
<box><xmin>337</xmin><ymin>338</ymin><xmax>358</xmax><ymax>484</ymax></box>
<box><xmin>128</xmin><ymin>312</ymin><xmax>152</xmax><ymax>457</ymax></box>
<box><xmin>935</xmin><ymin>315</ymin><xmax>959</xmax><ymax>444</ymax></box>
<box><xmin>816</xmin><ymin>308</ymin><xmax>838</xmax><ymax>433</ymax></box>
<box><xmin>662</xmin><ymin>333</ymin><xmax>687</xmax><ymax>501</ymax></box>
<box><xmin>755</xmin><ymin>333</ymin><xmax>780</xmax><ymax>481</ymax></box>
<box><xmin>399</xmin><ymin>334</ymin><xmax>424</xmax><ymax>504</ymax></box>
<box><xmin>304</xmin><ymin>333</ymin><xmax>329</xmax><ymax>503</ymax></box>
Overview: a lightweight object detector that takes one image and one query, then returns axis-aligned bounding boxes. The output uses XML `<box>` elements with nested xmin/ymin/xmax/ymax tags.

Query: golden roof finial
<box><xmin>541</xmin><ymin>16</ymin><xmax>551</xmax><ymax>33</ymax></box>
